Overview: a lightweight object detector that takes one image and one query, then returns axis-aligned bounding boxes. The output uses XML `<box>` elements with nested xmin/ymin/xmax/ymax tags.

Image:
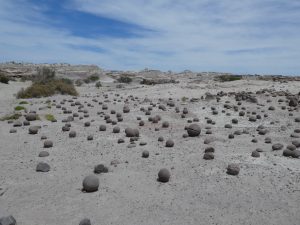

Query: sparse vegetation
<box><xmin>181</xmin><ymin>96</ymin><xmax>188</xmax><ymax>102</ymax></box>
<box><xmin>0</xmin><ymin>113</ymin><xmax>21</xmax><ymax>121</ymax></box>
<box><xmin>16</xmin><ymin>67</ymin><xmax>78</xmax><ymax>98</ymax></box>
<box><xmin>14</xmin><ymin>105</ymin><xmax>26</xmax><ymax>111</ymax></box>
<box><xmin>34</xmin><ymin>67</ymin><xmax>55</xmax><ymax>83</ymax></box>
<box><xmin>215</xmin><ymin>75</ymin><xmax>242</xmax><ymax>82</ymax></box>
<box><xmin>89</xmin><ymin>75</ymin><xmax>99</xmax><ymax>82</ymax></box>
<box><xmin>45</xmin><ymin>114</ymin><xmax>55</xmax><ymax>121</ymax></box>
<box><xmin>75</xmin><ymin>79</ymin><xmax>83</xmax><ymax>86</ymax></box>
<box><xmin>60</xmin><ymin>78</ymin><xmax>73</xmax><ymax>85</ymax></box>
<box><xmin>140</xmin><ymin>78</ymin><xmax>177</xmax><ymax>85</ymax></box>
<box><xmin>117</xmin><ymin>75</ymin><xmax>132</xmax><ymax>83</ymax></box>
<box><xmin>17</xmin><ymin>80</ymin><xmax>78</xmax><ymax>98</ymax></box>
<box><xmin>83</xmin><ymin>78</ymin><xmax>91</xmax><ymax>84</ymax></box>
<box><xmin>83</xmin><ymin>75</ymin><xmax>100</xmax><ymax>84</ymax></box>
<box><xmin>95</xmin><ymin>81</ymin><xmax>102</xmax><ymax>88</ymax></box>
<box><xmin>20</xmin><ymin>76</ymin><xmax>32</xmax><ymax>82</ymax></box>
<box><xmin>0</xmin><ymin>73</ymin><xmax>9</xmax><ymax>84</ymax></box>
<box><xmin>19</xmin><ymin>101</ymin><xmax>29</xmax><ymax>104</ymax></box>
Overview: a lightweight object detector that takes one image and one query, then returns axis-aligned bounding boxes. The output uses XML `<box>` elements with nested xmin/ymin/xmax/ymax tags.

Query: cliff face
<box><xmin>0</xmin><ymin>63</ymin><xmax>102</xmax><ymax>79</ymax></box>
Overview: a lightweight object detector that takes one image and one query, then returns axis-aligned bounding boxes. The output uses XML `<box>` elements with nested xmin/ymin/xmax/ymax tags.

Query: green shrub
<box><xmin>0</xmin><ymin>74</ymin><xmax>9</xmax><ymax>84</ymax></box>
<box><xmin>45</xmin><ymin>114</ymin><xmax>55</xmax><ymax>121</ymax></box>
<box><xmin>83</xmin><ymin>75</ymin><xmax>100</xmax><ymax>84</ymax></box>
<box><xmin>95</xmin><ymin>81</ymin><xmax>102</xmax><ymax>88</ymax></box>
<box><xmin>19</xmin><ymin>101</ymin><xmax>29</xmax><ymax>104</ymax></box>
<box><xmin>54</xmin><ymin>79</ymin><xmax>78</xmax><ymax>95</ymax></box>
<box><xmin>117</xmin><ymin>75</ymin><xmax>132</xmax><ymax>83</ymax></box>
<box><xmin>89</xmin><ymin>75</ymin><xmax>99</xmax><ymax>82</ymax></box>
<box><xmin>17</xmin><ymin>79</ymin><xmax>78</xmax><ymax>98</ymax></box>
<box><xmin>60</xmin><ymin>78</ymin><xmax>73</xmax><ymax>85</ymax></box>
<box><xmin>14</xmin><ymin>106</ymin><xmax>26</xmax><ymax>111</ymax></box>
<box><xmin>20</xmin><ymin>76</ymin><xmax>32</xmax><ymax>82</ymax></box>
<box><xmin>216</xmin><ymin>75</ymin><xmax>242</xmax><ymax>82</ymax></box>
<box><xmin>181</xmin><ymin>96</ymin><xmax>188</xmax><ymax>102</ymax></box>
<box><xmin>83</xmin><ymin>78</ymin><xmax>91</xmax><ymax>84</ymax></box>
<box><xmin>17</xmin><ymin>66</ymin><xmax>77</xmax><ymax>99</ymax></box>
<box><xmin>0</xmin><ymin>113</ymin><xmax>21</xmax><ymax>121</ymax></box>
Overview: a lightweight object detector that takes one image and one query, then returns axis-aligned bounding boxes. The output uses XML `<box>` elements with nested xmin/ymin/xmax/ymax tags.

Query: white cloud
<box><xmin>1</xmin><ymin>0</ymin><xmax>300</xmax><ymax>74</ymax></box>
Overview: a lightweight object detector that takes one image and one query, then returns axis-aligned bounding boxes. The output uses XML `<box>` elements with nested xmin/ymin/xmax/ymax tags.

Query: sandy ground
<box><xmin>0</xmin><ymin>78</ymin><xmax>300</xmax><ymax>225</ymax></box>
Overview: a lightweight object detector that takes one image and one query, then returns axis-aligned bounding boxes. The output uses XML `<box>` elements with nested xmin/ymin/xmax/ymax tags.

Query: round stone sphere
<box><xmin>99</xmin><ymin>125</ymin><xmax>106</xmax><ymax>131</ymax></box>
<box><xmin>226</xmin><ymin>163</ymin><xmax>240</xmax><ymax>176</ymax></box>
<box><xmin>187</xmin><ymin>124</ymin><xmax>201</xmax><ymax>137</ymax></box>
<box><xmin>82</xmin><ymin>175</ymin><xmax>99</xmax><ymax>192</ymax></box>
<box><xmin>13</xmin><ymin>121</ymin><xmax>22</xmax><ymax>127</ymax></box>
<box><xmin>283</xmin><ymin>149</ymin><xmax>294</xmax><ymax>157</ymax></box>
<box><xmin>113</xmin><ymin>126</ymin><xmax>120</xmax><ymax>133</ymax></box>
<box><xmin>38</xmin><ymin>151</ymin><xmax>49</xmax><ymax>157</ymax></box>
<box><xmin>142</xmin><ymin>150</ymin><xmax>149</xmax><ymax>158</ymax></box>
<box><xmin>251</xmin><ymin>150</ymin><xmax>260</xmax><ymax>158</ymax></box>
<box><xmin>123</xmin><ymin>106</ymin><xmax>130</xmax><ymax>113</ymax></box>
<box><xmin>44</xmin><ymin>140</ymin><xmax>53</xmax><ymax>148</ymax></box>
<box><xmin>165</xmin><ymin>139</ymin><xmax>174</xmax><ymax>147</ymax></box>
<box><xmin>94</xmin><ymin>164</ymin><xmax>108</xmax><ymax>174</ymax></box>
<box><xmin>125</xmin><ymin>128</ymin><xmax>139</xmax><ymax>137</ymax></box>
<box><xmin>87</xmin><ymin>135</ymin><xmax>93</xmax><ymax>141</ymax></box>
<box><xmin>29</xmin><ymin>126</ymin><xmax>39</xmax><ymax>134</ymax></box>
<box><xmin>203</xmin><ymin>152</ymin><xmax>214</xmax><ymax>160</ymax></box>
<box><xmin>292</xmin><ymin>150</ymin><xmax>300</xmax><ymax>158</ymax></box>
<box><xmin>158</xmin><ymin>136</ymin><xmax>164</xmax><ymax>142</ymax></box>
<box><xmin>25</xmin><ymin>113</ymin><xmax>37</xmax><ymax>121</ymax></box>
<box><xmin>162</xmin><ymin>121</ymin><xmax>169</xmax><ymax>128</ymax></box>
<box><xmin>69</xmin><ymin>131</ymin><xmax>76</xmax><ymax>138</ymax></box>
<box><xmin>79</xmin><ymin>218</ymin><xmax>91</xmax><ymax>225</ymax></box>
<box><xmin>23</xmin><ymin>120</ymin><xmax>30</xmax><ymax>126</ymax></box>
<box><xmin>36</xmin><ymin>162</ymin><xmax>50</xmax><ymax>172</ymax></box>
<box><xmin>158</xmin><ymin>168</ymin><xmax>171</xmax><ymax>183</ymax></box>
<box><xmin>64</xmin><ymin>125</ymin><xmax>72</xmax><ymax>131</ymax></box>
<box><xmin>204</xmin><ymin>147</ymin><xmax>215</xmax><ymax>153</ymax></box>
<box><xmin>9</xmin><ymin>128</ymin><xmax>17</xmax><ymax>133</ymax></box>
<box><xmin>272</xmin><ymin>143</ymin><xmax>284</xmax><ymax>151</ymax></box>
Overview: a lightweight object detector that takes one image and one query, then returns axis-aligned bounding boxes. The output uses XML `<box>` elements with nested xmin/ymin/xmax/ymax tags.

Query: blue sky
<box><xmin>1</xmin><ymin>0</ymin><xmax>300</xmax><ymax>75</ymax></box>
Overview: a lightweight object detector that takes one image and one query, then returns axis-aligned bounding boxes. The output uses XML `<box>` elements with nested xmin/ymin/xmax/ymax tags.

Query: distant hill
<box><xmin>0</xmin><ymin>62</ymin><xmax>102</xmax><ymax>79</ymax></box>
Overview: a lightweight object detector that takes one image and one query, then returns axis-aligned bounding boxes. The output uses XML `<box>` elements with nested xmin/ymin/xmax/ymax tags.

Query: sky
<box><xmin>1</xmin><ymin>0</ymin><xmax>300</xmax><ymax>75</ymax></box>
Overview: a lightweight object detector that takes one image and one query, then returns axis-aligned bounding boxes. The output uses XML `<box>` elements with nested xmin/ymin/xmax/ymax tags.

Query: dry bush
<box><xmin>0</xmin><ymin>74</ymin><xmax>9</xmax><ymax>84</ymax></box>
<box><xmin>215</xmin><ymin>75</ymin><xmax>242</xmax><ymax>82</ymax></box>
<box><xmin>17</xmin><ymin>79</ymin><xmax>78</xmax><ymax>98</ymax></box>
<box><xmin>117</xmin><ymin>75</ymin><xmax>132</xmax><ymax>83</ymax></box>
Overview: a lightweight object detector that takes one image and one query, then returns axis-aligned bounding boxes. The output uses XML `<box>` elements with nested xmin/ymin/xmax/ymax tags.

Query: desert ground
<box><xmin>0</xmin><ymin>67</ymin><xmax>300</xmax><ymax>225</ymax></box>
